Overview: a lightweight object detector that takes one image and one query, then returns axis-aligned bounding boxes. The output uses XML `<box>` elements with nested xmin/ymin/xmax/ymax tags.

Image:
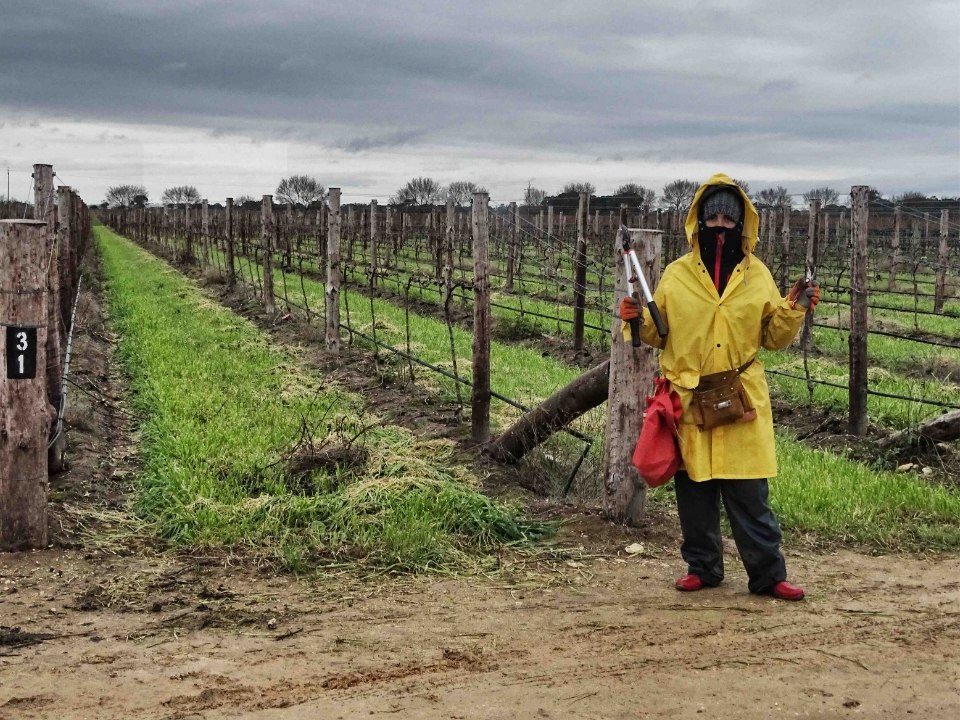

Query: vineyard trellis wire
<box><xmin>101</xmin><ymin>188</ymin><xmax>960</xmax><ymax>442</ymax></box>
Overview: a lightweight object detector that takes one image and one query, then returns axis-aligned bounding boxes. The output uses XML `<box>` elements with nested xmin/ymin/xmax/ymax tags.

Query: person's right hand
<box><xmin>620</xmin><ymin>295</ymin><xmax>641</xmax><ymax>321</ymax></box>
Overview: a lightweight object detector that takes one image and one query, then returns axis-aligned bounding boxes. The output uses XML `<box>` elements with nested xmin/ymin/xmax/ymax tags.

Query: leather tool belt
<box><xmin>690</xmin><ymin>358</ymin><xmax>757</xmax><ymax>431</ymax></box>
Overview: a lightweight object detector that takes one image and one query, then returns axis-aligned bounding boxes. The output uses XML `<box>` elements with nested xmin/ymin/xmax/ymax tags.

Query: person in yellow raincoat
<box><xmin>620</xmin><ymin>173</ymin><xmax>819</xmax><ymax>601</ymax></box>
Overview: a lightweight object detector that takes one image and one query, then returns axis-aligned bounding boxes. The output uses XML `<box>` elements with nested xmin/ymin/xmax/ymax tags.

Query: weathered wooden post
<box><xmin>849</xmin><ymin>186</ymin><xmax>869</xmax><ymax>436</ymax></box>
<box><xmin>368</xmin><ymin>200</ymin><xmax>379</xmax><ymax>289</ymax></box>
<box><xmin>56</xmin><ymin>187</ymin><xmax>74</xmax><ymax>334</ymax></box>
<box><xmin>801</xmin><ymin>199</ymin><xmax>822</xmax><ymax>376</ymax></box>
<box><xmin>603</xmin><ymin>227</ymin><xmax>662</xmax><ymax>525</ymax></box>
<box><xmin>505</xmin><ymin>201</ymin><xmax>517</xmax><ymax>290</ymax></box>
<box><xmin>201</xmin><ymin>199</ymin><xmax>210</xmax><ymax>266</ymax></box>
<box><xmin>888</xmin><ymin>205</ymin><xmax>901</xmax><ymax>291</ymax></box>
<box><xmin>779</xmin><ymin>205</ymin><xmax>791</xmax><ymax>294</ymax></box>
<box><xmin>572</xmin><ymin>192</ymin><xmax>589</xmax><ymax>351</ymax></box>
<box><xmin>546</xmin><ymin>205</ymin><xmax>556</xmax><ymax>280</ymax></box>
<box><xmin>444</xmin><ymin>199</ymin><xmax>455</xmax><ymax>290</ymax></box>
<box><xmin>225</xmin><ymin>198</ymin><xmax>236</xmax><ymax>288</ymax></box>
<box><xmin>933</xmin><ymin>210</ymin><xmax>950</xmax><ymax>314</ymax></box>
<box><xmin>0</xmin><ymin>220</ymin><xmax>51</xmax><ymax>549</ymax></box>
<box><xmin>33</xmin><ymin>165</ymin><xmax>63</xmax><ymax>470</ymax></box>
<box><xmin>472</xmin><ymin>192</ymin><xmax>492</xmax><ymax>444</ymax></box>
<box><xmin>326</xmin><ymin>188</ymin><xmax>341</xmax><ymax>355</ymax></box>
<box><xmin>261</xmin><ymin>195</ymin><xmax>276</xmax><ymax>314</ymax></box>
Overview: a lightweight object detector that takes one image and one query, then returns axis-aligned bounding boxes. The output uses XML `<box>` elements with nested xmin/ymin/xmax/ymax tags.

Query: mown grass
<box><xmin>97</xmin><ymin>225</ymin><xmax>547</xmax><ymax>571</ymax></box>
<box><xmin>140</xmin><ymin>229</ymin><xmax>960</xmax><ymax>552</ymax></box>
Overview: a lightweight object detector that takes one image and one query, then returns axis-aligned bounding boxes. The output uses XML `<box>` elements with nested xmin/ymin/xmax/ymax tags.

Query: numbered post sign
<box><xmin>5</xmin><ymin>326</ymin><xmax>38</xmax><ymax>380</ymax></box>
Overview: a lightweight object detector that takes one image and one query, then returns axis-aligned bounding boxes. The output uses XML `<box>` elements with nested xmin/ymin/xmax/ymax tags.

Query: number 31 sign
<box><xmin>5</xmin><ymin>326</ymin><xmax>38</xmax><ymax>380</ymax></box>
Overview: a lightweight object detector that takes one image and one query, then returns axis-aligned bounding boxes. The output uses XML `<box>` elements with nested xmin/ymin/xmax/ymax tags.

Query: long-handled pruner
<box><xmin>619</xmin><ymin>225</ymin><xmax>668</xmax><ymax>345</ymax></box>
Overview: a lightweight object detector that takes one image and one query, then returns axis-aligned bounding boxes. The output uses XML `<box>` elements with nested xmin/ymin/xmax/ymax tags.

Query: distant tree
<box><xmin>161</xmin><ymin>185</ymin><xmax>201</xmax><ymax>205</ymax></box>
<box><xmin>133</xmin><ymin>194</ymin><xmax>149</xmax><ymax>208</ymax></box>
<box><xmin>105</xmin><ymin>184</ymin><xmax>148</xmax><ymax>208</ymax></box>
<box><xmin>753</xmin><ymin>186</ymin><xmax>792</xmax><ymax>208</ymax></box>
<box><xmin>234</xmin><ymin>194</ymin><xmax>256</xmax><ymax>206</ymax></box>
<box><xmin>892</xmin><ymin>191</ymin><xmax>928</xmax><ymax>202</ymax></box>
<box><xmin>446</xmin><ymin>181</ymin><xmax>487</xmax><ymax>206</ymax></box>
<box><xmin>562</xmin><ymin>181</ymin><xmax>596</xmax><ymax>195</ymax></box>
<box><xmin>392</xmin><ymin>177</ymin><xmax>444</xmax><ymax>205</ymax></box>
<box><xmin>275</xmin><ymin>175</ymin><xmax>325</xmax><ymax>206</ymax></box>
<box><xmin>802</xmin><ymin>187</ymin><xmax>840</xmax><ymax>206</ymax></box>
<box><xmin>523</xmin><ymin>183</ymin><xmax>547</xmax><ymax>206</ymax></box>
<box><xmin>660</xmin><ymin>179</ymin><xmax>698</xmax><ymax>213</ymax></box>
<box><xmin>730</xmin><ymin>179</ymin><xmax>751</xmax><ymax>195</ymax></box>
<box><xmin>614</xmin><ymin>183</ymin><xmax>656</xmax><ymax>212</ymax></box>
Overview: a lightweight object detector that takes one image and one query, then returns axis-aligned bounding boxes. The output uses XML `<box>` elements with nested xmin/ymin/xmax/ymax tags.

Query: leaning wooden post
<box><xmin>225</xmin><ymin>198</ymin><xmax>236</xmax><ymax>288</ymax></box>
<box><xmin>603</xmin><ymin>227</ymin><xmax>662</xmax><ymax>525</ymax></box>
<box><xmin>933</xmin><ymin>209</ymin><xmax>950</xmax><ymax>314</ymax></box>
<box><xmin>848</xmin><ymin>186</ymin><xmax>869</xmax><ymax>436</ymax></box>
<box><xmin>325</xmin><ymin>188</ymin><xmax>341</xmax><ymax>355</ymax></box>
<box><xmin>471</xmin><ymin>192</ymin><xmax>492</xmax><ymax>444</ymax></box>
<box><xmin>261</xmin><ymin>195</ymin><xmax>276</xmax><ymax>314</ymax></box>
<box><xmin>0</xmin><ymin>220</ymin><xmax>51</xmax><ymax>549</ymax></box>
<box><xmin>888</xmin><ymin>205</ymin><xmax>901</xmax><ymax>291</ymax></box>
<box><xmin>572</xmin><ymin>192</ymin><xmax>590</xmax><ymax>351</ymax></box>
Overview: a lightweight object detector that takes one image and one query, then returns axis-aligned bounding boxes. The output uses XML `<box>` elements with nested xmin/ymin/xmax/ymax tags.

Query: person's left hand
<box><xmin>789</xmin><ymin>280</ymin><xmax>820</xmax><ymax>312</ymax></box>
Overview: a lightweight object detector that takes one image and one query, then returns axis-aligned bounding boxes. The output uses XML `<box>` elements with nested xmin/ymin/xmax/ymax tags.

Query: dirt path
<box><xmin>1</xmin><ymin>536</ymin><xmax>958</xmax><ymax>720</ymax></box>
<box><xmin>2</xmin><ymin>235</ymin><xmax>956</xmax><ymax>719</ymax></box>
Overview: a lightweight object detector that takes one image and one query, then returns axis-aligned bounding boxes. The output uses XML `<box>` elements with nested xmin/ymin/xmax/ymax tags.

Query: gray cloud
<box><xmin>0</xmin><ymin>0</ymin><xmax>957</xmax><ymax>197</ymax></box>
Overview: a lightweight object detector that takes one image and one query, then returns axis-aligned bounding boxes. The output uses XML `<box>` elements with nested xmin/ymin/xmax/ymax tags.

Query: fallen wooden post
<box><xmin>486</xmin><ymin>360</ymin><xmax>609</xmax><ymax>463</ymax></box>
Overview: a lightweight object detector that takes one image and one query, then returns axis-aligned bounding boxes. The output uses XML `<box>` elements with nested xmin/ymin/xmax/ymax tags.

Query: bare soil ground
<box><xmin>2</xmin><ymin>244</ymin><xmax>957</xmax><ymax>720</ymax></box>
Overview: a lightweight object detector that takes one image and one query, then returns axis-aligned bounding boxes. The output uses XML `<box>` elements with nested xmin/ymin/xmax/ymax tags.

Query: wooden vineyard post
<box><xmin>603</xmin><ymin>227</ymin><xmax>662</xmax><ymax>525</ymax></box>
<box><xmin>325</xmin><ymin>188</ymin><xmax>342</xmax><ymax>355</ymax></box>
<box><xmin>505</xmin><ymin>201</ymin><xmax>517</xmax><ymax>290</ymax></box>
<box><xmin>933</xmin><ymin>210</ymin><xmax>950</xmax><ymax>314</ymax></box>
<box><xmin>56</xmin><ymin>187</ymin><xmax>74</xmax><ymax>335</ymax></box>
<box><xmin>471</xmin><ymin>192</ymin><xmax>492</xmax><ymax>444</ymax></box>
<box><xmin>0</xmin><ymin>220</ymin><xmax>51</xmax><ymax>549</ymax></box>
<box><xmin>184</xmin><ymin>202</ymin><xmax>193</xmax><ymax>262</ymax></box>
<box><xmin>225</xmin><ymin>198</ymin><xmax>236</xmax><ymax>288</ymax></box>
<box><xmin>546</xmin><ymin>205</ymin><xmax>555</xmax><ymax>280</ymax></box>
<box><xmin>849</xmin><ymin>186</ymin><xmax>869</xmax><ymax>436</ymax></box>
<box><xmin>33</xmin><ymin>164</ymin><xmax>64</xmax><ymax>473</ymax></box>
<box><xmin>445</xmin><ymin>200</ymin><xmax>455</xmax><ymax>291</ymax></box>
<box><xmin>779</xmin><ymin>205</ymin><xmax>791</xmax><ymax>294</ymax></box>
<box><xmin>368</xmin><ymin>200</ymin><xmax>379</xmax><ymax>289</ymax></box>
<box><xmin>800</xmin><ymin>199</ymin><xmax>822</xmax><ymax>391</ymax></box>
<box><xmin>888</xmin><ymin>205</ymin><xmax>901</xmax><ymax>291</ymax></box>
<box><xmin>201</xmin><ymin>199</ymin><xmax>210</xmax><ymax>267</ymax></box>
<box><xmin>572</xmin><ymin>192</ymin><xmax>589</xmax><ymax>351</ymax></box>
<box><xmin>261</xmin><ymin>195</ymin><xmax>276</xmax><ymax>315</ymax></box>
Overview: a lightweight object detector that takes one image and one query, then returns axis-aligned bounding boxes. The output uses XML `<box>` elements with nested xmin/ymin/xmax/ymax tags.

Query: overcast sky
<box><xmin>1</xmin><ymin>0</ymin><xmax>957</xmax><ymax>205</ymax></box>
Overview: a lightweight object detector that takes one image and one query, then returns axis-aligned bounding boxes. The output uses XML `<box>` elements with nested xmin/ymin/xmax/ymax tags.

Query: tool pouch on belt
<box><xmin>690</xmin><ymin>359</ymin><xmax>757</xmax><ymax>431</ymax></box>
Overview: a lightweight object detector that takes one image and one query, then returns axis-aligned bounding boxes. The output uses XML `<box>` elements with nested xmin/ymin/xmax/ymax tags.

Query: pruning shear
<box><xmin>620</xmin><ymin>225</ymin><xmax>668</xmax><ymax>345</ymax></box>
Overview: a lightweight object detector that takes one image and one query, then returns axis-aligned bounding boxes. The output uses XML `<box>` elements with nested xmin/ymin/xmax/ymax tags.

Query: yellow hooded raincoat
<box><xmin>638</xmin><ymin>173</ymin><xmax>806</xmax><ymax>481</ymax></box>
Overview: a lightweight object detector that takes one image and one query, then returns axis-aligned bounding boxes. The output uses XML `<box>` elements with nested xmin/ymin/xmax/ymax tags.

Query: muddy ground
<box><xmin>1</xmin><ymin>242</ymin><xmax>957</xmax><ymax>719</ymax></box>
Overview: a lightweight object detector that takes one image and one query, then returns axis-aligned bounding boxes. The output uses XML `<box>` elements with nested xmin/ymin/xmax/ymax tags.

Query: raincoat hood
<box><xmin>684</xmin><ymin>173</ymin><xmax>760</xmax><ymax>256</ymax></box>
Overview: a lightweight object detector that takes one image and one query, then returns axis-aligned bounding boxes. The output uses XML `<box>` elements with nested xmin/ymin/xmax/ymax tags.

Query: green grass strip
<box><xmin>96</xmin><ymin>225</ymin><xmax>547</xmax><ymax>571</ymax></box>
<box><xmin>156</xmin><ymin>230</ymin><xmax>960</xmax><ymax>551</ymax></box>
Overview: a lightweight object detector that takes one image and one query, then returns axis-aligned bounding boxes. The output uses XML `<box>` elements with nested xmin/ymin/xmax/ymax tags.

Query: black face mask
<box><xmin>698</xmin><ymin>224</ymin><xmax>746</xmax><ymax>294</ymax></box>
<box><xmin>698</xmin><ymin>224</ymin><xmax>743</xmax><ymax>263</ymax></box>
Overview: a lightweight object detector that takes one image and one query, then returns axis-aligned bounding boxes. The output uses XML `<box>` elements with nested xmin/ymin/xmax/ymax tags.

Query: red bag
<box><xmin>632</xmin><ymin>377</ymin><xmax>683</xmax><ymax>488</ymax></box>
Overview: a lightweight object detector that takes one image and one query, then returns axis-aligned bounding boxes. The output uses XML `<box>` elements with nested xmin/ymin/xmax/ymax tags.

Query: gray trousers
<box><xmin>674</xmin><ymin>470</ymin><xmax>787</xmax><ymax>593</ymax></box>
